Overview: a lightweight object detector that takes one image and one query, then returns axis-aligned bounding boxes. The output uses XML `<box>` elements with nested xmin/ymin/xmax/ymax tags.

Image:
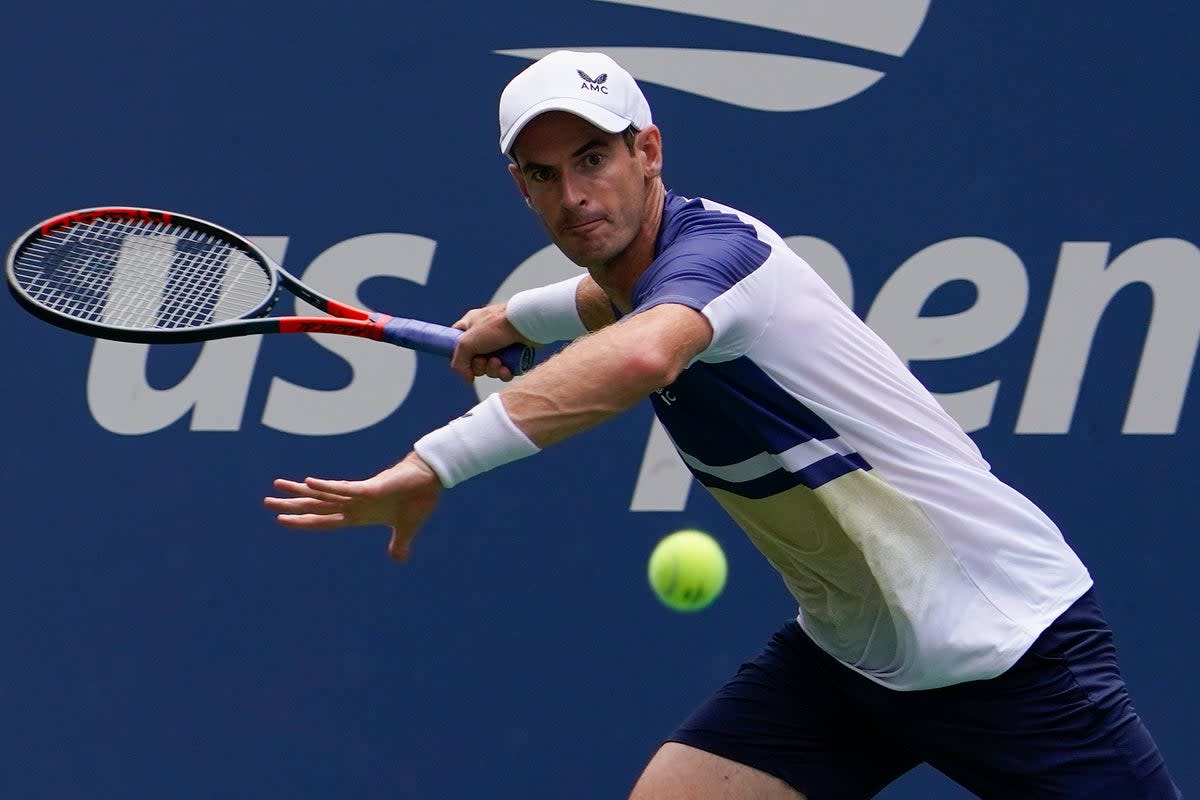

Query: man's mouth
<box><xmin>564</xmin><ymin>217</ymin><xmax>603</xmax><ymax>234</ymax></box>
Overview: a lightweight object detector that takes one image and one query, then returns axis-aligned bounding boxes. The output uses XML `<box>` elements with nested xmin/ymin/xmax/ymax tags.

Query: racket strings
<box><xmin>13</xmin><ymin>217</ymin><xmax>274</xmax><ymax>330</ymax></box>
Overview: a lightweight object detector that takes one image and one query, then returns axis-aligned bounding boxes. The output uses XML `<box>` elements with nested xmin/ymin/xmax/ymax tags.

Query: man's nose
<box><xmin>560</xmin><ymin>170</ymin><xmax>588</xmax><ymax>207</ymax></box>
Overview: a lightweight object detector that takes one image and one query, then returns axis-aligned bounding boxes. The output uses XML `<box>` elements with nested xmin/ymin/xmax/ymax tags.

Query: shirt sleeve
<box><xmin>633</xmin><ymin>231</ymin><xmax>775</xmax><ymax>363</ymax></box>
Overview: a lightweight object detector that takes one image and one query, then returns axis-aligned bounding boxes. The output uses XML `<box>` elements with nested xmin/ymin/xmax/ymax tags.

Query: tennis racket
<box><xmin>5</xmin><ymin>206</ymin><xmax>535</xmax><ymax>374</ymax></box>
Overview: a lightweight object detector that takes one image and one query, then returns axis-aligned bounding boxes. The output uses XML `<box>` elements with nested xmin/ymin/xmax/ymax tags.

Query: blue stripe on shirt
<box><xmin>637</xmin><ymin>192</ymin><xmax>869</xmax><ymax>498</ymax></box>
<box><xmin>654</xmin><ymin>357</ymin><xmax>842</xmax><ymax>463</ymax></box>
<box><xmin>690</xmin><ymin>451</ymin><xmax>871</xmax><ymax>498</ymax></box>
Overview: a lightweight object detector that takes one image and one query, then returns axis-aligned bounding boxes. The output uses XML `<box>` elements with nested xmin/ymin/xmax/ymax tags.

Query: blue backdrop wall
<box><xmin>1</xmin><ymin>2</ymin><xmax>1195</xmax><ymax>797</ymax></box>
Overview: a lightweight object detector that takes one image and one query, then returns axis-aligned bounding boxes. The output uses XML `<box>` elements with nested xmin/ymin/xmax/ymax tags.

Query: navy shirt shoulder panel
<box><xmin>629</xmin><ymin>191</ymin><xmax>772</xmax><ymax>314</ymax></box>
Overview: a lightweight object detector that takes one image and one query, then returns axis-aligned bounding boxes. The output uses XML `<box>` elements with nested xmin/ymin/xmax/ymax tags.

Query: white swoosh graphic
<box><xmin>495</xmin><ymin>46</ymin><xmax>884</xmax><ymax>111</ymax></box>
<box><xmin>679</xmin><ymin>435</ymin><xmax>860</xmax><ymax>483</ymax></box>
<box><xmin>594</xmin><ymin>0</ymin><xmax>930</xmax><ymax>56</ymax></box>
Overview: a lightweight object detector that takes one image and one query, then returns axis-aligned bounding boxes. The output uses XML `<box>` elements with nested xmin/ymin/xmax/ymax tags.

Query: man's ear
<box><xmin>508</xmin><ymin>162</ymin><xmax>533</xmax><ymax>207</ymax></box>
<box><xmin>636</xmin><ymin>125</ymin><xmax>663</xmax><ymax>179</ymax></box>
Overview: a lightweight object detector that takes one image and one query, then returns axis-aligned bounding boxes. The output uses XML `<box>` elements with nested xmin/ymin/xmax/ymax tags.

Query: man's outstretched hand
<box><xmin>265</xmin><ymin>453</ymin><xmax>442</xmax><ymax>561</ymax></box>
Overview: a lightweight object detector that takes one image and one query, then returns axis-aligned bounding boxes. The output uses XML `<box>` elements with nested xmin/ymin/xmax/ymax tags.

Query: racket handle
<box><xmin>380</xmin><ymin>318</ymin><xmax>535</xmax><ymax>376</ymax></box>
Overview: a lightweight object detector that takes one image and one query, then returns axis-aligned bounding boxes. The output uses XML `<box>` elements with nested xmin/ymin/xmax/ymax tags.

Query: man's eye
<box><xmin>530</xmin><ymin>168</ymin><xmax>553</xmax><ymax>182</ymax></box>
<box><xmin>583</xmin><ymin>153</ymin><xmax>604</xmax><ymax>167</ymax></box>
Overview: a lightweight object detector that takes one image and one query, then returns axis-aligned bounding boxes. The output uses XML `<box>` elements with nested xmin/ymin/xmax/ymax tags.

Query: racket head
<box><xmin>6</xmin><ymin>207</ymin><xmax>282</xmax><ymax>343</ymax></box>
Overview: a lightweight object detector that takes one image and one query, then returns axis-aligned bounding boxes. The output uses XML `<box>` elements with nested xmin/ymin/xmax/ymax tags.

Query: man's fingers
<box><xmin>488</xmin><ymin>357</ymin><xmax>514</xmax><ymax>382</ymax></box>
<box><xmin>264</xmin><ymin>496</ymin><xmax>345</xmax><ymax>515</ymax></box>
<box><xmin>274</xmin><ymin>512</ymin><xmax>349</xmax><ymax>531</ymax></box>
<box><xmin>466</xmin><ymin>355</ymin><xmax>512</xmax><ymax>381</ymax></box>
<box><xmin>272</xmin><ymin>478</ymin><xmax>352</xmax><ymax>502</ymax></box>
<box><xmin>453</xmin><ymin>307</ymin><xmax>485</xmax><ymax>332</ymax></box>
<box><xmin>450</xmin><ymin>344</ymin><xmax>475</xmax><ymax>381</ymax></box>
<box><xmin>303</xmin><ymin>477</ymin><xmax>368</xmax><ymax>498</ymax></box>
<box><xmin>388</xmin><ymin>531</ymin><xmax>412</xmax><ymax>562</ymax></box>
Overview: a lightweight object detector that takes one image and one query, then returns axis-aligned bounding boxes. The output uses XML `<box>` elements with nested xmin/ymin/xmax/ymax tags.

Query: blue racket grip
<box><xmin>379</xmin><ymin>317</ymin><xmax>535</xmax><ymax>376</ymax></box>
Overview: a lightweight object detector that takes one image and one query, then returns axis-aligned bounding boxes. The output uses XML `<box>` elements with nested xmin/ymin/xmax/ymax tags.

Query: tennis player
<box><xmin>266</xmin><ymin>51</ymin><xmax>1180</xmax><ymax>799</ymax></box>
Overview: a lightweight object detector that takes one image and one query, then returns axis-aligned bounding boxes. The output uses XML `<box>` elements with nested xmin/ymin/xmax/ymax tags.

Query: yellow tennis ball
<box><xmin>647</xmin><ymin>529</ymin><xmax>728</xmax><ymax>612</ymax></box>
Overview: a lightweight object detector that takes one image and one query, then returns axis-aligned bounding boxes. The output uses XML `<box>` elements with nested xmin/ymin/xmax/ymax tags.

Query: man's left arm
<box><xmin>499</xmin><ymin>302</ymin><xmax>710</xmax><ymax>447</ymax></box>
<box><xmin>265</xmin><ymin>303</ymin><xmax>712</xmax><ymax>558</ymax></box>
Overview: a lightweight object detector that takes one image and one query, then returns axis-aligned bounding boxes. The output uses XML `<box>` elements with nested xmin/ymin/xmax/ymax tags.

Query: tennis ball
<box><xmin>647</xmin><ymin>529</ymin><xmax>727</xmax><ymax>612</ymax></box>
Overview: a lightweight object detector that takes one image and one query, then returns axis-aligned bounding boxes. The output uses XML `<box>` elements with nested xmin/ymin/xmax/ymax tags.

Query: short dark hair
<box><xmin>620</xmin><ymin>125</ymin><xmax>639</xmax><ymax>153</ymax></box>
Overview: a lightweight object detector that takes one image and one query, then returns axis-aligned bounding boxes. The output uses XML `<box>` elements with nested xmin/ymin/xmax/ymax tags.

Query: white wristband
<box><xmin>505</xmin><ymin>275</ymin><xmax>589</xmax><ymax>345</ymax></box>
<box><xmin>413</xmin><ymin>392</ymin><xmax>541</xmax><ymax>488</ymax></box>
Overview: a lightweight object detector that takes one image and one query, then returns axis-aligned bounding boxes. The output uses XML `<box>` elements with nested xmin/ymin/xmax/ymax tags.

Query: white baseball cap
<box><xmin>498</xmin><ymin>50</ymin><xmax>653</xmax><ymax>157</ymax></box>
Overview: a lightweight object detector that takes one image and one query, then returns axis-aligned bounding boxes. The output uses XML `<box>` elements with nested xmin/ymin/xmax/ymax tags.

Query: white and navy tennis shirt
<box><xmin>632</xmin><ymin>192</ymin><xmax>1092</xmax><ymax>690</ymax></box>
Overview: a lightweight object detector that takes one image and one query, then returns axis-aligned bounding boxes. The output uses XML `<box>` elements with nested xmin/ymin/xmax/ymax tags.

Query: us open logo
<box><xmin>496</xmin><ymin>0</ymin><xmax>931</xmax><ymax>111</ymax></box>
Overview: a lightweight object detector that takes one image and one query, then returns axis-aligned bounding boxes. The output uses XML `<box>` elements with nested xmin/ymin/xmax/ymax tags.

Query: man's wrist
<box><xmin>412</xmin><ymin>393</ymin><xmax>541</xmax><ymax>488</ymax></box>
<box><xmin>505</xmin><ymin>275</ymin><xmax>589</xmax><ymax>344</ymax></box>
<box><xmin>401</xmin><ymin>451</ymin><xmax>441</xmax><ymax>483</ymax></box>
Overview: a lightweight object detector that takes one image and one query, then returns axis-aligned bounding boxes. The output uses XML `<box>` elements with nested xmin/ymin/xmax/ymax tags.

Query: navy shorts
<box><xmin>668</xmin><ymin>589</ymin><xmax>1180</xmax><ymax>799</ymax></box>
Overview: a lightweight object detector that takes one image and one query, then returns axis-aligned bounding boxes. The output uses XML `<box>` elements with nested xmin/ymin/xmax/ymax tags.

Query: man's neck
<box><xmin>589</xmin><ymin>179</ymin><xmax>666</xmax><ymax>313</ymax></box>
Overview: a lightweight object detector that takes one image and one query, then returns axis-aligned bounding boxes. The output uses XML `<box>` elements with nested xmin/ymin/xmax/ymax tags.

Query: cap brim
<box><xmin>500</xmin><ymin>97</ymin><xmax>632</xmax><ymax>155</ymax></box>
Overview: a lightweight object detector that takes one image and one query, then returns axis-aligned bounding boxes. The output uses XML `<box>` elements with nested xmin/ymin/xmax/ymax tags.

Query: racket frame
<box><xmin>6</xmin><ymin>206</ymin><xmax>534</xmax><ymax>372</ymax></box>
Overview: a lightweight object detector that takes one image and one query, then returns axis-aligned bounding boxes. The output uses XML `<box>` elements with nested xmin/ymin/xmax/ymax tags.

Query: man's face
<box><xmin>509</xmin><ymin>111</ymin><xmax>652</xmax><ymax>271</ymax></box>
